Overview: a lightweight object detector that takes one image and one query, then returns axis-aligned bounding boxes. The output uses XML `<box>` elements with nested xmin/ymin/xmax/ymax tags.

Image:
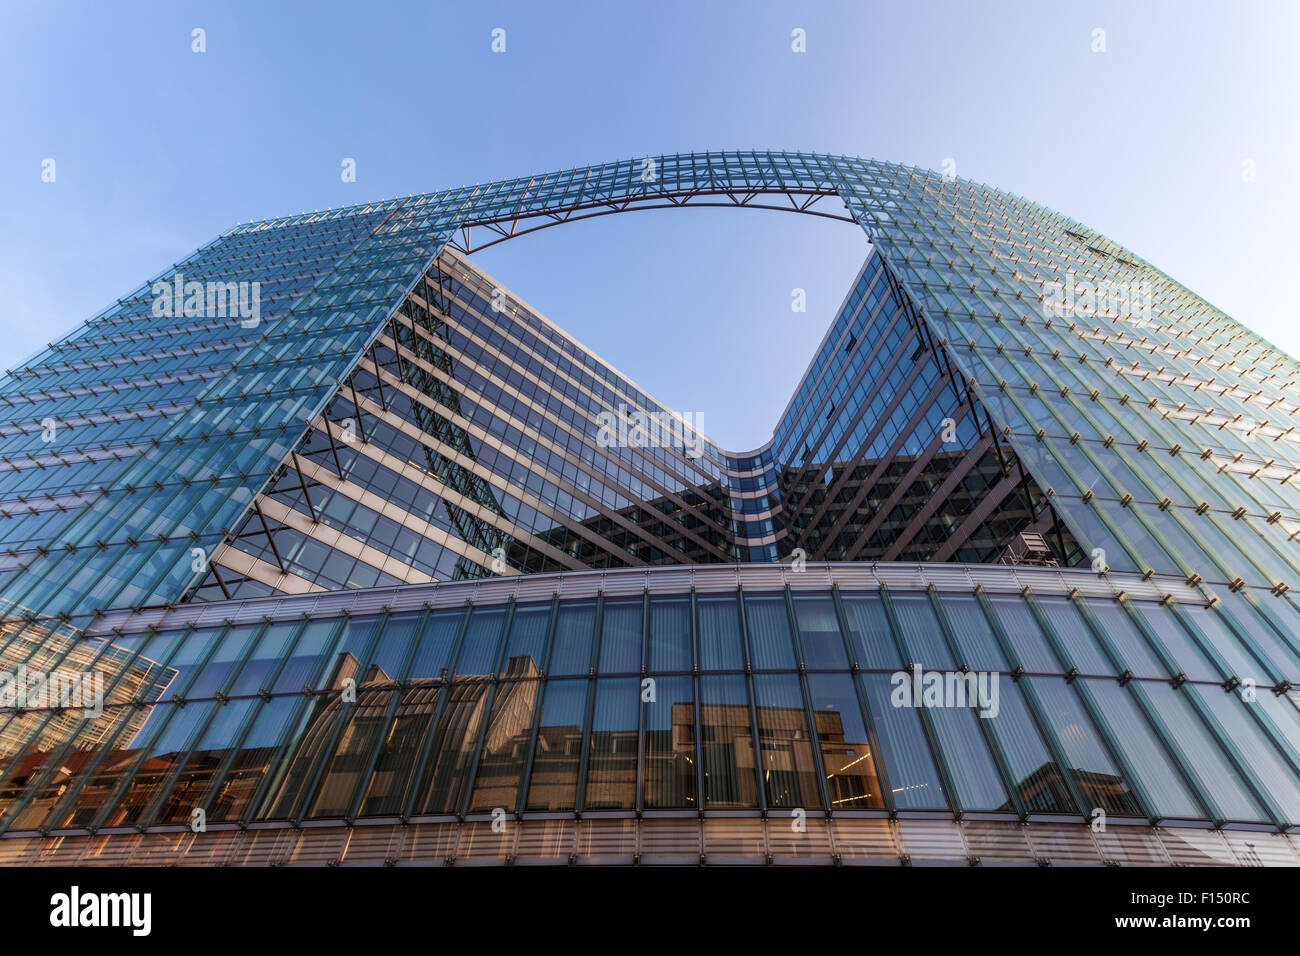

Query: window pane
<box><xmin>1191</xmin><ymin>684</ymin><xmax>1300</xmax><ymax>825</ymax></box>
<box><xmin>586</xmin><ymin>678</ymin><xmax>639</xmax><ymax>809</ymax></box>
<box><xmin>806</xmin><ymin>673</ymin><xmax>883</xmax><ymax>808</ymax></box>
<box><xmin>502</xmin><ymin>603</ymin><xmax>550</xmax><ymax>676</ymax></box>
<box><xmin>549</xmin><ymin>602</ymin><xmax>596</xmax><ymax>676</ymax></box>
<box><xmin>699</xmin><ymin>674</ymin><xmax>757</xmax><ymax>808</ymax></box>
<box><xmin>406</xmin><ymin>609</ymin><xmax>462</xmax><ymax>680</ymax></box>
<box><xmin>1083</xmin><ymin>601</ymin><xmax>1165</xmax><ymax>678</ymax></box>
<box><xmin>453</xmin><ymin>608</ymin><xmax>507</xmax><ymax>676</ymax></box>
<box><xmin>936</xmin><ymin>594</ymin><xmax>1008</xmax><ymax>671</ymax></box>
<box><xmin>985</xmin><ymin>595</ymin><xmax>1060</xmax><ymax>673</ymax></box>
<box><xmin>1140</xmin><ymin>682</ymin><xmax>1266</xmax><ymax>823</ymax></box>
<box><xmin>1034</xmin><ymin>596</ymin><xmax>1110</xmax><ymax>676</ymax></box>
<box><xmin>357</xmin><ymin>680</ymin><xmax>444</xmax><ymax>817</ymax></box>
<box><xmin>860</xmin><ymin>673</ymin><xmax>947</xmax><ymax>810</ymax></box>
<box><xmin>889</xmin><ymin>593</ymin><xmax>956</xmax><ymax>670</ymax></box>
<box><xmin>1130</xmin><ymin>603</ymin><xmax>1218</xmax><ymax>683</ymax></box>
<box><xmin>648</xmin><ymin>595</ymin><xmax>691</xmax><ymax>672</ymax></box>
<box><xmin>744</xmin><ymin>593</ymin><xmax>796</xmax><ymax>670</ymax></box>
<box><xmin>468</xmin><ymin>679</ymin><xmax>541</xmax><ymax>812</ymax></box>
<box><xmin>793</xmin><ymin>595</ymin><xmax>849</xmax><ymax>669</ymax></box>
<box><xmin>1025</xmin><ymin>677</ymin><xmax>1141</xmax><ymax>816</ymax></box>
<box><xmin>598</xmin><ymin>599</ymin><xmax>642</xmax><ymax>675</ymax></box>
<box><xmin>698</xmin><ymin>595</ymin><xmax>744</xmax><ymax>671</ymax></box>
<box><xmin>307</xmin><ymin>690</ymin><xmax>396</xmax><ymax>818</ymax></box>
<box><xmin>840</xmin><ymin>594</ymin><xmax>902</xmax><ymax>670</ymax></box>
<box><xmin>643</xmin><ymin>675</ymin><xmax>695</xmax><ymax>809</ymax></box>
<box><xmin>983</xmin><ymin>680</ymin><xmax>1075</xmax><ymax>814</ymax></box>
<box><xmin>417</xmin><ymin>676</ymin><xmax>492</xmax><ymax>813</ymax></box>
<box><xmin>525</xmin><ymin>678</ymin><xmax>588</xmax><ymax>810</ymax></box>
<box><xmin>1082</xmin><ymin>679</ymin><xmax>1201</xmax><ymax>820</ymax></box>
<box><xmin>753</xmin><ymin>674</ymin><xmax>820</xmax><ymax>808</ymax></box>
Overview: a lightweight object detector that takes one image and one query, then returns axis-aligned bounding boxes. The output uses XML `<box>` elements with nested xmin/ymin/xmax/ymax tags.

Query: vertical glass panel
<box><xmin>1083</xmin><ymin>601</ymin><xmax>1165</xmax><ymax>678</ymax></box>
<box><xmin>150</xmin><ymin>697</ymin><xmax>261</xmax><ymax>825</ymax></box>
<box><xmin>502</xmin><ymin>603</ymin><xmax>550</xmax><ymax>676</ymax></box>
<box><xmin>586</xmin><ymin>677</ymin><xmax>640</xmax><ymax>809</ymax></box>
<box><xmin>888</xmin><ymin>593</ymin><xmax>955</xmax><ymax>670</ymax></box>
<box><xmin>883</xmin><ymin>595</ymin><xmax>956</xmax><ymax>671</ymax></box>
<box><xmin>468</xmin><ymin>679</ymin><xmax>541</xmax><ymax>812</ymax></box>
<box><xmin>699</xmin><ymin>674</ymin><xmax>758</xmax><ymax>808</ymax></box>
<box><xmin>406</xmin><ymin>608</ymin><xmax>463</xmax><ymax>679</ymax></box>
<box><xmin>1255</xmin><ymin>690</ymin><xmax>1300</xmax><ymax>762</ymax></box>
<box><xmin>307</xmin><ymin>689</ymin><xmax>397</xmax><ymax>818</ymax></box>
<box><xmin>934</xmin><ymin>594</ymin><xmax>1007</xmax><ymax>671</ymax></box>
<box><xmin>1024</xmin><ymin>677</ymin><xmax>1141</xmax><ymax>816</ymax></box>
<box><xmin>648</xmin><ymin>595</ymin><xmax>691</xmax><ymax>672</ymax></box>
<box><xmin>356</xmin><ymin>681</ymin><xmax>443</xmax><ymax>818</ymax></box>
<box><xmin>272</xmin><ymin>619</ymin><xmax>339</xmax><ymax>693</ymax></box>
<box><xmin>697</xmin><ymin>594</ymin><xmax>744</xmax><ymax>671</ymax></box>
<box><xmin>1180</xmin><ymin>605</ymin><xmax>1267</xmax><ymax>686</ymax></box>
<box><xmin>452</xmin><ymin>607</ymin><xmax>507</xmax><ymax>677</ymax></box>
<box><xmin>1129</xmin><ymin>603</ymin><xmax>1218</xmax><ymax>682</ymax></box>
<box><xmin>154</xmin><ymin>626</ymin><xmax>225</xmax><ymax>695</ymax></box>
<box><xmin>106</xmin><ymin>699</ymin><xmax>223</xmax><ymax>826</ymax></box>
<box><xmin>1082</xmin><ymin>679</ymin><xmax>1201</xmax><ymax>820</ymax></box>
<box><xmin>186</xmin><ymin>624</ymin><xmax>263</xmax><ymax>699</ymax></box>
<box><xmin>913</xmin><ymin>679</ymin><xmax>1009</xmax><ymax>812</ymax></box>
<box><xmin>979</xmin><ymin>680</ymin><xmax>1075</xmax><ymax>814</ymax></box>
<box><xmin>1191</xmin><ymin>685</ymin><xmax>1300</xmax><ymax>824</ymax></box>
<box><xmin>230</xmin><ymin>621</ymin><xmax>303</xmax><ymax>697</ymax></box>
<box><xmin>643</xmin><ymin>675</ymin><xmax>695</xmax><ymax>809</ymax></box>
<box><xmin>418</xmin><ymin>676</ymin><xmax>492</xmax><ymax>814</ymax></box>
<box><xmin>598</xmin><ymin>599</ymin><xmax>642</xmax><ymax>675</ymax></box>
<box><xmin>1140</xmin><ymin>682</ymin><xmax>1266</xmax><ymax>822</ymax></box>
<box><xmin>744</xmin><ymin>593</ymin><xmax>796</xmax><ymax>670</ymax></box>
<box><xmin>206</xmin><ymin>694</ymin><xmax>309</xmax><ymax>823</ymax></box>
<box><xmin>752</xmin><ymin>674</ymin><xmax>820</xmax><ymax>808</ymax></box>
<box><xmin>365</xmin><ymin>612</ymin><xmax>422</xmax><ymax>683</ymax></box>
<box><xmin>1217</xmin><ymin>593</ymin><xmax>1298</xmax><ymax>682</ymax></box>
<box><xmin>1033</xmin><ymin>596</ymin><xmax>1111</xmax><ymax>676</ymax></box>
<box><xmin>314</xmin><ymin>615</ymin><xmax>384</xmax><ymax>690</ymax></box>
<box><xmin>840</xmin><ymin>593</ymin><xmax>902</xmax><ymax>670</ymax></box>
<box><xmin>548</xmin><ymin>601</ymin><xmax>596</xmax><ymax>676</ymax></box>
<box><xmin>859</xmin><ymin>674</ymin><xmax>947</xmax><ymax>810</ymax></box>
<box><xmin>525</xmin><ymin>678</ymin><xmax>588</xmax><ymax>810</ymax></box>
<box><xmin>792</xmin><ymin>594</ymin><xmax>849</xmax><ymax>669</ymax></box>
<box><xmin>806</xmin><ymin>673</ymin><xmax>883</xmax><ymax>808</ymax></box>
<box><xmin>985</xmin><ymin>595</ymin><xmax>1060</xmax><ymax>673</ymax></box>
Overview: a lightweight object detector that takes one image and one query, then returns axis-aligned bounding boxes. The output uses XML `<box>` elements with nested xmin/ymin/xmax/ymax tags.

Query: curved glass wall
<box><xmin>3</xmin><ymin>565</ymin><xmax>1298</xmax><ymax>840</ymax></box>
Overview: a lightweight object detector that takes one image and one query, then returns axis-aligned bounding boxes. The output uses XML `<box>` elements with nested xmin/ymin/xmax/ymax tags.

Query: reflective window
<box><xmin>647</xmin><ymin>595</ymin><xmax>691</xmax><ymax>672</ymax></box>
<box><xmin>697</xmin><ymin>595</ymin><xmax>744</xmax><ymax>671</ymax></box>
<box><xmin>792</xmin><ymin>594</ymin><xmax>850</xmax><ymax>669</ymax></box>
<box><xmin>744</xmin><ymin>593</ymin><xmax>796</xmax><ymax>670</ymax></box>
<box><xmin>643</xmin><ymin>674</ymin><xmax>695</xmax><ymax>809</ymax></box>
<box><xmin>699</xmin><ymin>675</ymin><xmax>758</xmax><ymax>808</ymax></box>
<box><xmin>525</xmin><ymin>678</ymin><xmax>588</xmax><ymax>810</ymax></box>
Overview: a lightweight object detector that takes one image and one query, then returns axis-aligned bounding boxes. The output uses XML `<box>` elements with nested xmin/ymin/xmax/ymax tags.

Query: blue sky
<box><xmin>1</xmin><ymin>0</ymin><xmax>1296</xmax><ymax>450</ymax></box>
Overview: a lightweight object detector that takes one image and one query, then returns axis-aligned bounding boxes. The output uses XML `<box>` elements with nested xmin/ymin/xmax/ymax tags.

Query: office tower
<box><xmin>2</xmin><ymin>153</ymin><xmax>1298</xmax><ymax>865</ymax></box>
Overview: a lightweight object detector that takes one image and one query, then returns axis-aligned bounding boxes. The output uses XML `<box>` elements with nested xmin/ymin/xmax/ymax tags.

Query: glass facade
<box><xmin>1</xmin><ymin>564</ymin><xmax>1298</xmax><ymax>866</ymax></box>
<box><xmin>4</xmin><ymin>150</ymin><xmax>1300</xmax><ymax>864</ymax></box>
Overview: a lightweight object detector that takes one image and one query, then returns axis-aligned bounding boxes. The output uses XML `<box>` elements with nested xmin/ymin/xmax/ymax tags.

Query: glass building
<box><xmin>2</xmin><ymin>152</ymin><xmax>1299</xmax><ymax>866</ymax></box>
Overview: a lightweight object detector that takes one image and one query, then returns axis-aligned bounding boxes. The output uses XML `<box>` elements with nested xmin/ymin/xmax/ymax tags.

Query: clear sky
<box><xmin>2</xmin><ymin>0</ymin><xmax>1296</xmax><ymax>451</ymax></box>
